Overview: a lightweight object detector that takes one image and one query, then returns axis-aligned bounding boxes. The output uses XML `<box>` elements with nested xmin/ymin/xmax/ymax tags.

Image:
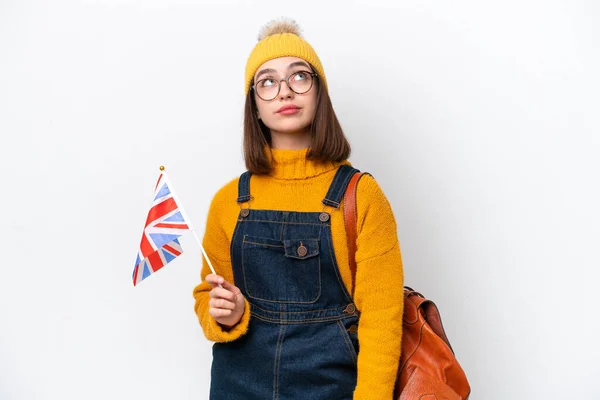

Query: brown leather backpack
<box><xmin>343</xmin><ymin>171</ymin><xmax>471</xmax><ymax>400</ymax></box>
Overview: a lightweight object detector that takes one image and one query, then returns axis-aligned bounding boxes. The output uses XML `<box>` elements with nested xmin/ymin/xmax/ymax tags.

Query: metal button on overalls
<box><xmin>297</xmin><ymin>242</ymin><xmax>308</xmax><ymax>257</ymax></box>
<box><xmin>343</xmin><ymin>303</ymin><xmax>357</xmax><ymax>314</ymax></box>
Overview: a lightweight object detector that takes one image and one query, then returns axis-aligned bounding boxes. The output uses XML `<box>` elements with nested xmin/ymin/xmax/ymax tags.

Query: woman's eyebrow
<box><xmin>287</xmin><ymin>61</ymin><xmax>311</xmax><ymax>70</ymax></box>
<box><xmin>255</xmin><ymin>68</ymin><xmax>277</xmax><ymax>81</ymax></box>
<box><xmin>255</xmin><ymin>62</ymin><xmax>311</xmax><ymax>81</ymax></box>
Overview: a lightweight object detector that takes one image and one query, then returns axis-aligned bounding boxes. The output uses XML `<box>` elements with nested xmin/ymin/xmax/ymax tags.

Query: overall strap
<box><xmin>236</xmin><ymin>171</ymin><xmax>252</xmax><ymax>203</ymax></box>
<box><xmin>322</xmin><ymin>164</ymin><xmax>361</xmax><ymax>208</ymax></box>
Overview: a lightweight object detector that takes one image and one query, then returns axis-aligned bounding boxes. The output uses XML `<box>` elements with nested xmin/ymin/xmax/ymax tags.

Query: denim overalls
<box><xmin>210</xmin><ymin>164</ymin><xmax>362</xmax><ymax>400</ymax></box>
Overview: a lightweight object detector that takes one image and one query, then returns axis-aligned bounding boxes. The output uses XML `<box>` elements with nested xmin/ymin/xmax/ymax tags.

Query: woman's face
<box><xmin>253</xmin><ymin>56</ymin><xmax>318</xmax><ymax>140</ymax></box>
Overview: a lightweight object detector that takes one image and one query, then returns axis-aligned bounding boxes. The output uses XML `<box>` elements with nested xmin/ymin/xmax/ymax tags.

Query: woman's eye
<box><xmin>292</xmin><ymin>72</ymin><xmax>308</xmax><ymax>81</ymax></box>
<box><xmin>261</xmin><ymin>79</ymin><xmax>275</xmax><ymax>87</ymax></box>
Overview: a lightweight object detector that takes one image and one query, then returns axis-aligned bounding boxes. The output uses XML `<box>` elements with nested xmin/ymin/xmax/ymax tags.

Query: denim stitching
<box><xmin>244</xmin><ymin>241</ymin><xmax>284</xmax><ymax>248</ymax></box>
<box><xmin>229</xmin><ymin>217</ymin><xmax>241</xmax><ymax>271</ymax></box>
<box><xmin>273</xmin><ymin>321</ymin><xmax>286</xmax><ymax>399</ymax></box>
<box><xmin>322</xmin><ymin>198</ymin><xmax>341</xmax><ymax>207</ymax></box>
<box><xmin>280</xmin><ymin>221</ymin><xmax>286</xmax><ymax>241</ymax></box>
<box><xmin>250</xmin><ymin>303</ymin><xmax>353</xmax><ymax>315</ymax></box>
<box><xmin>241</xmin><ymin>236</ymin><xmax>322</xmax><ymax>304</ymax></box>
<box><xmin>252</xmin><ymin>313</ymin><xmax>358</xmax><ymax>324</ymax></box>
<box><xmin>336</xmin><ymin>320</ymin><xmax>358</xmax><ymax>364</ymax></box>
<box><xmin>237</xmin><ymin>219</ymin><xmax>327</xmax><ymax>226</ymax></box>
<box><xmin>240</xmin><ymin>235</ymin><xmax>253</xmax><ymax>299</ymax></box>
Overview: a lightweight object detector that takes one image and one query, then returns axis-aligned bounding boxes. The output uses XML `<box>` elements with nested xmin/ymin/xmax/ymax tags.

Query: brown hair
<box><xmin>243</xmin><ymin>69</ymin><xmax>351</xmax><ymax>175</ymax></box>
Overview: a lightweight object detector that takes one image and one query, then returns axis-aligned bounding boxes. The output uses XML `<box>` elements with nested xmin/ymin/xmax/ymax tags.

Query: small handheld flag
<box><xmin>132</xmin><ymin>166</ymin><xmax>192</xmax><ymax>286</ymax></box>
<box><xmin>132</xmin><ymin>166</ymin><xmax>221</xmax><ymax>287</ymax></box>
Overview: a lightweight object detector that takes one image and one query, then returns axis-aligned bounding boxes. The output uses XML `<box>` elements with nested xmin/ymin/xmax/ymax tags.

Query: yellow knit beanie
<box><xmin>244</xmin><ymin>17</ymin><xmax>328</xmax><ymax>95</ymax></box>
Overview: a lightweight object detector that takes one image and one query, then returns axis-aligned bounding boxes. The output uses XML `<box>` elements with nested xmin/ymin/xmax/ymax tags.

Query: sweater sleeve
<box><xmin>351</xmin><ymin>174</ymin><xmax>404</xmax><ymax>400</ymax></box>
<box><xmin>192</xmin><ymin>186</ymin><xmax>252</xmax><ymax>343</ymax></box>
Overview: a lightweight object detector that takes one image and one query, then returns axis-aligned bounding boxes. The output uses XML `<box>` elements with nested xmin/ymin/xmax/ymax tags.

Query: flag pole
<box><xmin>159</xmin><ymin>166</ymin><xmax>221</xmax><ymax>286</ymax></box>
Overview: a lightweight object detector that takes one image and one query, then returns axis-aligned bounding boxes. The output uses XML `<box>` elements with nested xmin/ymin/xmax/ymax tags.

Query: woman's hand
<box><xmin>205</xmin><ymin>274</ymin><xmax>246</xmax><ymax>329</ymax></box>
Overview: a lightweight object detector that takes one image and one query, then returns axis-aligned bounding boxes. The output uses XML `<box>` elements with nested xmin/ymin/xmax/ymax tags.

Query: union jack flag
<box><xmin>132</xmin><ymin>171</ymin><xmax>191</xmax><ymax>286</ymax></box>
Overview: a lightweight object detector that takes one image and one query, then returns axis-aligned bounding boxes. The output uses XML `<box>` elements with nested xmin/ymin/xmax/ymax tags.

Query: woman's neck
<box><xmin>269</xmin><ymin>130</ymin><xmax>311</xmax><ymax>150</ymax></box>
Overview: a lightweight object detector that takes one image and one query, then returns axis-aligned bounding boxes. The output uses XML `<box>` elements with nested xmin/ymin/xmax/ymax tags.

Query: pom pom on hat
<box><xmin>258</xmin><ymin>17</ymin><xmax>302</xmax><ymax>41</ymax></box>
<box><xmin>245</xmin><ymin>17</ymin><xmax>327</xmax><ymax>95</ymax></box>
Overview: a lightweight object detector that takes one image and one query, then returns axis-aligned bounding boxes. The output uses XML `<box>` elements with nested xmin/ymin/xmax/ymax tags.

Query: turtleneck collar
<box><xmin>263</xmin><ymin>145</ymin><xmax>351</xmax><ymax>180</ymax></box>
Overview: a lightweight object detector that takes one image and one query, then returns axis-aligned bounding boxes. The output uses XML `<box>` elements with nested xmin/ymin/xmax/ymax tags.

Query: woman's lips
<box><xmin>278</xmin><ymin>108</ymin><xmax>300</xmax><ymax>115</ymax></box>
<box><xmin>277</xmin><ymin>105</ymin><xmax>301</xmax><ymax>115</ymax></box>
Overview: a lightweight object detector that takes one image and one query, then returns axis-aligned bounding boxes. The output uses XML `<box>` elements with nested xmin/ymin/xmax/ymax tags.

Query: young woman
<box><xmin>193</xmin><ymin>18</ymin><xmax>405</xmax><ymax>400</ymax></box>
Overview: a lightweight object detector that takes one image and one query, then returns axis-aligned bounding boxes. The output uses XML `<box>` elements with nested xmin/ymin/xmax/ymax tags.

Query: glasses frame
<box><xmin>251</xmin><ymin>70</ymin><xmax>318</xmax><ymax>101</ymax></box>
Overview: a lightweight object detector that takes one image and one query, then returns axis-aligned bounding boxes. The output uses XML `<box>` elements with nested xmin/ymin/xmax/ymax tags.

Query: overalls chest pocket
<box><xmin>241</xmin><ymin>235</ymin><xmax>321</xmax><ymax>303</ymax></box>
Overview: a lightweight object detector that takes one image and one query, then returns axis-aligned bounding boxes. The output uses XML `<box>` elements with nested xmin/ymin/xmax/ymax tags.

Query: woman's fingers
<box><xmin>205</xmin><ymin>274</ymin><xmax>246</xmax><ymax>327</ymax></box>
<box><xmin>219</xmin><ymin>278</ymin><xmax>242</xmax><ymax>296</ymax></box>
<box><xmin>208</xmin><ymin>308</ymin><xmax>233</xmax><ymax>318</ymax></box>
<box><xmin>209</xmin><ymin>287</ymin><xmax>237</xmax><ymax>302</ymax></box>
<box><xmin>209</xmin><ymin>297</ymin><xmax>236</xmax><ymax>310</ymax></box>
<box><xmin>205</xmin><ymin>274</ymin><xmax>224</xmax><ymax>287</ymax></box>
<box><xmin>206</xmin><ymin>275</ymin><xmax>241</xmax><ymax>299</ymax></box>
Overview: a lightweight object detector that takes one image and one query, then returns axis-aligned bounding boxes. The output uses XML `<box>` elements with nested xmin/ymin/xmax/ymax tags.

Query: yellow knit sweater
<box><xmin>192</xmin><ymin>147</ymin><xmax>404</xmax><ymax>400</ymax></box>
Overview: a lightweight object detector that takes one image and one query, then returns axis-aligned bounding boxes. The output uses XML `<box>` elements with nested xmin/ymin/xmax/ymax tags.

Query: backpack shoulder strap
<box><xmin>343</xmin><ymin>171</ymin><xmax>368</xmax><ymax>296</ymax></box>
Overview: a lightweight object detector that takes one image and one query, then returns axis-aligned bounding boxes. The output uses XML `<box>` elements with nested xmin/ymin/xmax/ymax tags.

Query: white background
<box><xmin>1</xmin><ymin>1</ymin><xmax>599</xmax><ymax>399</ymax></box>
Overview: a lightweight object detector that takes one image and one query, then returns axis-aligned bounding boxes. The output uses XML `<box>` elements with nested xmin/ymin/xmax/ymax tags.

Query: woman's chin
<box><xmin>270</xmin><ymin>122</ymin><xmax>311</xmax><ymax>136</ymax></box>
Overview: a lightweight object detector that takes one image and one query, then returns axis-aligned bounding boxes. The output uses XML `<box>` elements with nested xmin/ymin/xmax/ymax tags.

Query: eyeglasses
<box><xmin>252</xmin><ymin>70</ymin><xmax>318</xmax><ymax>101</ymax></box>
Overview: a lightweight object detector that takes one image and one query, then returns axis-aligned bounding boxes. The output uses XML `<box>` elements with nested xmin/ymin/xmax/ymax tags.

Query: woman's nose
<box><xmin>279</xmin><ymin>80</ymin><xmax>294</xmax><ymax>99</ymax></box>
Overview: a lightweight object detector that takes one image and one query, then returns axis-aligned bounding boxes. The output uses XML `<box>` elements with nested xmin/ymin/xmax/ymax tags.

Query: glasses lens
<box><xmin>256</xmin><ymin>78</ymin><xmax>278</xmax><ymax>100</ymax></box>
<box><xmin>288</xmin><ymin>71</ymin><xmax>313</xmax><ymax>94</ymax></box>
